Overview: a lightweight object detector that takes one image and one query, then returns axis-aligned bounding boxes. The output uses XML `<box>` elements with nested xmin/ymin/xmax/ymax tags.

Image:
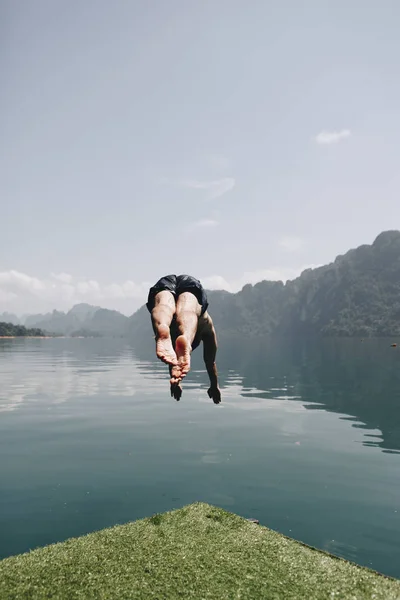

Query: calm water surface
<box><xmin>1</xmin><ymin>337</ymin><xmax>400</xmax><ymax>578</ymax></box>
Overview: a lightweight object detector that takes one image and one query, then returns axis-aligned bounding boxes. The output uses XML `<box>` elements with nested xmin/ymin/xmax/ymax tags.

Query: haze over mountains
<box><xmin>1</xmin><ymin>304</ymin><xmax>128</xmax><ymax>337</ymax></box>
<box><xmin>2</xmin><ymin>231</ymin><xmax>400</xmax><ymax>338</ymax></box>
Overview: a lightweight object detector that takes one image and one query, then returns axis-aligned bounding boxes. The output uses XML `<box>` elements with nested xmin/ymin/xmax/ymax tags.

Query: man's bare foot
<box><xmin>170</xmin><ymin>381</ymin><xmax>182</xmax><ymax>401</ymax></box>
<box><xmin>156</xmin><ymin>324</ymin><xmax>177</xmax><ymax>366</ymax></box>
<box><xmin>171</xmin><ymin>335</ymin><xmax>191</xmax><ymax>382</ymax></box>
<box><xmin>207</xmin><ymin>386</ymin><xmax>221</xmax><ymax>404</ymax></box>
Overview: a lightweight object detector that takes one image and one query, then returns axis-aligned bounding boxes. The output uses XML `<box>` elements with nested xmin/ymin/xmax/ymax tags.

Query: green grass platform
<box><xmin>1</xmin><ymin>503</ymin><xmax>399</xmax><ymax>599</ymax></box>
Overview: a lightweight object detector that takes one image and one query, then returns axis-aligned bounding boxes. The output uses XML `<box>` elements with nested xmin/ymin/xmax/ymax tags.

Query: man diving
<box><xmin>146</xmin><ymin>274</ymin><xmax>221</xmax><ymax>404</ymax></box>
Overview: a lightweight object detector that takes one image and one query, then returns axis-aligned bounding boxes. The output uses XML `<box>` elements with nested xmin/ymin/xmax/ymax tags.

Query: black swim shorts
<box><xmin>146</xmin><ymin>274</ymin><xmax>209</xmax><ymax>316</ymax></box>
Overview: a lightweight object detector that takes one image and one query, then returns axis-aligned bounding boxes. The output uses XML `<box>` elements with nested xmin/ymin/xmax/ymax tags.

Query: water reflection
<box><xmin>132</xmin><ymin>334</ymin><xmax>400</xmax><ymax>454</ymax></box>
<box><xmin>0</xmin><ymin>339</ymin><xmax>167</xmax><ymax>412</ymax></box>
<box><xmin>2</xmin><ymin>336</ymin><xmax>400</xmax><ymax>453</ymax></box>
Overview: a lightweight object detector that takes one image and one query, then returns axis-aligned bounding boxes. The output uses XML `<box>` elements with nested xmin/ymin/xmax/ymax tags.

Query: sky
<box><xmin>2</xmin><ymin>0</ymin><xmax>400</xmax><ymax>315</ymax></box>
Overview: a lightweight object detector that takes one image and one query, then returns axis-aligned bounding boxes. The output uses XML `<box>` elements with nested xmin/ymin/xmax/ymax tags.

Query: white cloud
<box><xmin>201</xmin><ymin>264</ymin><xmax>320</xmax><ymax>293</ymax></box>
<box><xmin>279</xmin><ymin>236</ymin><xmax>304</xmax><ymax>252</ymax></box>
<box><xmin>0</xmin><ymin>270</ymin><xmax>45</xmax><ymax>292</ymax></box>
<box><xmin>76</xmin><ymin>280</ymin><xmax>101</xmax><ymax>295</ymax></box>
<box><xmin>1</xmin><ymin>264</ymin><xmax>321</xmax><ymax>316</ymax></box>
<box><xmin>0</xmin><ymin>270</ymin><xmax>151</xmax><ymax>315</ymax></box>
<box><xmin>195</xmin><ymin>218</ymin><xmax>218</xmax><ymax>228</ymax></box>
<box><xmin>201</xmin><ymin>275</ymin><xmax>232</xmax><ymax>291</ymax></box>
<box><xmin>185</xmin><ymin>218</ymin><xmax>218</xmax><ymax>234</ymax></box>
<box><xmin>315</xmin><ymin>129</ymin><xmax>351</xmax><ymax>145</ymax></box>
<box><xmin>208</xmin><ymin>154</ymin><xmax>230</xmax><ymax>171</ymax></box>
<box><xmin>191</xmin><ymin>218</ymin><xmax>218</xmax><ymax>229</ymax></box>
<box><xmin>178</xmin><ymin>177</ymin><xmax>235</xmax><ymax>200</ymax></box>
<box><xmin>51</xmin><ymin>272</ymin><xmax>73</xmax><ymax>284</ymax></box>
<box><xmin>103</xmin><ymin>280</ymin><xmax>150</xmax><ymax>300</ymax></box>
<box><xmin>238</xmin><ymin>268</ymin><xmax>301</xmax><ymax>286</ymax></box>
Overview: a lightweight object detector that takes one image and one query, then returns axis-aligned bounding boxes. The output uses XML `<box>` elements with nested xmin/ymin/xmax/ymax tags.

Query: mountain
<box><xmin>24</xmin><ymin>312</ymin><xmax>51</xmax><ymax>328</ymax></box>
<box><xmin>25</xmin><ymin>305</ymin><xmax>128</xmax><ymax>336</ymax></box>
<box><xmin>84</xmin><ymin>308</ymin><xmax>128</xmax><ymax>336</ymax></box>
<box><xmin>24</xmin><ymin>303</ymin><xmax>102</xmax><ymax>332</ymax></box>
<box><xmin>282</xmin><ymin>230</ymin><xmax>400</xmax><ymax>337</ymax></box>
<box><xmin>68</xmin><ymin>303</ymin><xmax>102</xmax><ymax>321</ymax></box>
<box><xmin>7</xmin><ymin>231</ymin><xmax>400</xmax><ymax>338</ymax></box>
<box><xmin>128</xmin><ymin>231</ymin><xmax>400</xmax><ymax>339</ymax></box>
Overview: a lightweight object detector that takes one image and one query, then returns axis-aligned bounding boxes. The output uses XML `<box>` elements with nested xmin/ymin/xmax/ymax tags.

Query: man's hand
<box><xmin>207</xmin><ymin>386</ymin><xmax>221</xmax><ymax>404</ymax></box>
<box><xmin>170</xmin><ymin>382</ymin><xmax>182</xmax><ymax>401</ymax></box>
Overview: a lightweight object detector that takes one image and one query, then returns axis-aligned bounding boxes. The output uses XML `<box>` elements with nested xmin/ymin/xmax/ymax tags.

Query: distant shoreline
<box><xmin>0</xmin><ymin>336</ymin><xmax>97</xmax><ymax>339</ymax></box>
<box><xmin>0</xmin><ymin>336</ymin><xmax>59</xmax><ymax>339</ymax></box>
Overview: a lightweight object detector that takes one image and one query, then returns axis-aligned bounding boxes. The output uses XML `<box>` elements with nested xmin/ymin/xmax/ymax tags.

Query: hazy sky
<box><xmin>2</xmin><ymin>1</ymin><xmax>400</xmax><ymax>315</ymax></box>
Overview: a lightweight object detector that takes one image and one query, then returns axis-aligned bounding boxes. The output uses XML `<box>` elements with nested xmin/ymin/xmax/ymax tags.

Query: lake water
<box><xmin>1</xmin><ymin>336</ymin><xmax>400</xmax><ymax>578</ymax></box>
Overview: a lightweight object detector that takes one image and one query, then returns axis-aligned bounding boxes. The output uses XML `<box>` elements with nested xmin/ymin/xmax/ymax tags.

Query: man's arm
<box><xmin>202</xmin><ymin>320</ymin><xmax>221</xmax><ymax>404</ymax></box>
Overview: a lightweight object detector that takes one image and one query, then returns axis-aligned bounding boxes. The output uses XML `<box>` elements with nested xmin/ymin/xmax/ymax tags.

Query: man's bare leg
<box><xmin>171</xmin><ymin>292</ymin><xmax>201</xmax><ymax>383</ymax></box>
<box><xmin>151</xmin><ymin>291</ymin><xmax>178</xmax><ymax>366</ymax></box>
